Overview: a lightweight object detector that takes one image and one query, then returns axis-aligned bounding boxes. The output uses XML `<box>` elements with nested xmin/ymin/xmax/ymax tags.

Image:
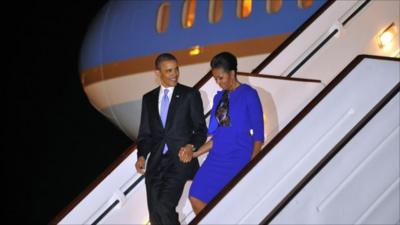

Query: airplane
<box><xmin>79</xmin><ymin>0</ymin><xmax>326</xmax><ymax>139</ymax></box>
<box><xmin>53</xmin><ymin>0</ymin><xmax>399</xmax><ymax>224</ymax></box>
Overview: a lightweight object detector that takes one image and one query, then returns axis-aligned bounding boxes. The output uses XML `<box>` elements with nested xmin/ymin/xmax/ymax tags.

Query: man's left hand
<box><xmin>178</xmin><ymin>144</ymin><xmax>194</xmax><ymax>163</ymax></box>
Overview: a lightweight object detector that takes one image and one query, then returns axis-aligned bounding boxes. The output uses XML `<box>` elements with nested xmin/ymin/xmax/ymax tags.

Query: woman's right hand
<box><xmin>193</xmin><ymin>140</ymin><xmax>213</xmax><ymax>158</ymax></box>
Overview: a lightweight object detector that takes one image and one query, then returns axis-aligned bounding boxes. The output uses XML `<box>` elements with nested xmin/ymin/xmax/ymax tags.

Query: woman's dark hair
<box><xmin>155</xmin><ymin>53</ymin><xmax>177</xmax><ymax>69</ymax></box>
<box><xmin>210</xmin><ymin>52</ymin><xmax>237</xmax><ymax>73</ymax></box>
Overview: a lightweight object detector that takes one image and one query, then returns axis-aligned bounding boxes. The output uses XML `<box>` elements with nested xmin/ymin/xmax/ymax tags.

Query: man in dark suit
<box><xmin>135</xmin><ymin>53</ymin><xmax>207</xmax><ymax>224</ymax></box>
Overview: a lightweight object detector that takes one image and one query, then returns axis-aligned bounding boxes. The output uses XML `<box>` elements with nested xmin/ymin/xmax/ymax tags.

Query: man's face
<box><xmin>212</xmin><ymin>67</ymin><xmax>235</xmax><ymax>90</ymax></box>
<box><xmin>156</xmin><ymin>60</ymin><xmax>179</xmax><ymax>87</ymax></box>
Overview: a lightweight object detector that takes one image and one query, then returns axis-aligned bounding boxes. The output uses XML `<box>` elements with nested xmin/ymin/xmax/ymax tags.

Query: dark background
<box><xmin>5</xmin><ymin>1</ymin><xmax>132</xmax><ymax>223</ymax></box>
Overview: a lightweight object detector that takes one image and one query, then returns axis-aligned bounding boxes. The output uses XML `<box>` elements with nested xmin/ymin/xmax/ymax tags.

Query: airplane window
<box><xmin>298</xmin><ymin>0</ymin><xmax>313</xmax><ymax>9</ymax></box>
<box><xmin>156</xmin><ymin>2</ymin><xmax>170</xmax><ymax>33</ymax></box>
<box><xmin>209</xmin><ymin>0</ymin><xmax>223</xmax><ymax>24</ymax></box>
<box><xmin>266</xmin><ymin>0</ymin><xmax>282</xmax><ymax>14</ymax></box>
<box><xmin>237</xmin><ymin>0</ymin><xmax>252</xmax><ymax>19</ymax></box>
<box><xmin>182</xmin><ymin>0</ymin><xmax>196</xmax><ymax>28</ymax></box>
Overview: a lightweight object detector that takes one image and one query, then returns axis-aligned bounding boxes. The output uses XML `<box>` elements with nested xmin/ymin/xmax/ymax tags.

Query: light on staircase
<box><xmin>377</xmin><ymin>23</ymin><xmax>397</xmax><ymax>49</ymax></box>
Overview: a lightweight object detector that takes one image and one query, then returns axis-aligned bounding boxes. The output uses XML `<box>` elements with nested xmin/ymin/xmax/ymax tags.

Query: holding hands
<box><xmin>179</xmin><ymin>144</ymin><xmax>194</xmax><ymax>163</ymax></box>
<box><xmin>179</xmin><ymin>140</ymin><xmax>213</xmax><ymax>163</ymax></box>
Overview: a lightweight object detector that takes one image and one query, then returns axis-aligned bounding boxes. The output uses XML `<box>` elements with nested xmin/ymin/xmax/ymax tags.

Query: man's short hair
<box><xmin>210</xmin><ymin>52</ymin><xmax>238</xmax><ymax>73</ymax></box>
<box><xmin>155</xmin><ymin>53</ymin><xmax>178</xmax><ymax>70</ymax></box>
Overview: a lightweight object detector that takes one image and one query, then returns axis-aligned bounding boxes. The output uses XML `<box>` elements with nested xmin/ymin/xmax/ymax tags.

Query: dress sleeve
<box><xmin>247</xmin><ymin>88</ymin><xmax>265</xmax><ymax>142</ymax></box>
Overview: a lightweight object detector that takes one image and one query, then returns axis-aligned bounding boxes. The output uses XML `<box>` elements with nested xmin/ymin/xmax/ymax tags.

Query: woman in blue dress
<box><xmin>188</xmin><ymin>52</ymin><xmax>264</xmax><ymax>214</ymax></box>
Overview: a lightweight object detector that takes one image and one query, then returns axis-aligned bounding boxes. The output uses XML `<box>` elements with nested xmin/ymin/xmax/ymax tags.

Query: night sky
<box><xmin>6</xmin><ymin>1</ymin><xmax>132</xmax><ymax>223</ymax></box>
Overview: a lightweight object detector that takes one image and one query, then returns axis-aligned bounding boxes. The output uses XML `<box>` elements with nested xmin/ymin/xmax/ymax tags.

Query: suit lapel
<box><xmin>150</xmin><ymin>87</ymin><xmax>163</xmax><ymax>128</ymax></box>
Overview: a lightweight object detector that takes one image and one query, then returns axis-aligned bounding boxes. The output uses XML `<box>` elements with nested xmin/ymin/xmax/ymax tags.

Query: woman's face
<box><xmin>212</xmin><ymin>68</ymin><xmax>236</xmax><ymax>90</ymax></box>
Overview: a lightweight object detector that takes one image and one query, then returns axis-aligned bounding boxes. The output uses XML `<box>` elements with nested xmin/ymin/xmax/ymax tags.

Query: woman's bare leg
<box><xmin>190</xmin><ymin>197</ymin><xmax>206</xmax><ymax>215</ymax></box>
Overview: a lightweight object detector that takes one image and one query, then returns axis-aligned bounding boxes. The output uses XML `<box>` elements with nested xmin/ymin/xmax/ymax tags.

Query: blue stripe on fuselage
<box><xmin>80</xmin><ymin>0</ymin><xmax>326</xmax><ymax>71</ymax></box>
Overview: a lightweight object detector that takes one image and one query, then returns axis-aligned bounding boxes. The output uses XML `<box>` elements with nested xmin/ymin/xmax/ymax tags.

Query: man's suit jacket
<box><xmin>137</xmin><ymin>83</ymin><xmax>207</xmax><ymax>179</ymax></box>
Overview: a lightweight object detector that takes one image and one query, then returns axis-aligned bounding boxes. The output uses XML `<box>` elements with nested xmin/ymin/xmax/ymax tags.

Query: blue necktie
<box><xmin>160</xmin><ymin>89</ymin><xmax>170</xmax><ymax>153</ymax></box>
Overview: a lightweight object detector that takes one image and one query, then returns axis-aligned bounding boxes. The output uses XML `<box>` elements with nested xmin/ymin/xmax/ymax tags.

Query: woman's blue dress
<box><xmin>189</xmin><ymin>84</ymin><xmax>264</xmax><ymax>203</ymax></box>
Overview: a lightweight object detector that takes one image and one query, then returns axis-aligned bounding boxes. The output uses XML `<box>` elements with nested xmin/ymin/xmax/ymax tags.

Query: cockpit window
<box><xmin>266</xmin><ymin>0</ymin><xmax>282</xmax><ymax>14</ymax></box>
<box><xmin>209</xmin><ymin>0</ymin><xmax>223</xmax><ymax>24</ymax></box>
<box><xmin>182</xmin><ymin>0</ymin><xmax>196</xmax><ymax>28</ymax></box>
<box><xmin>237</xmin><ymin>0</ymin><xmax>252</xmax><ymax>19</ymax></box>
<box><xmin>156</xmin><ymin>2</ymin><xmax>170</xmax><ymax>33</ymax></box>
